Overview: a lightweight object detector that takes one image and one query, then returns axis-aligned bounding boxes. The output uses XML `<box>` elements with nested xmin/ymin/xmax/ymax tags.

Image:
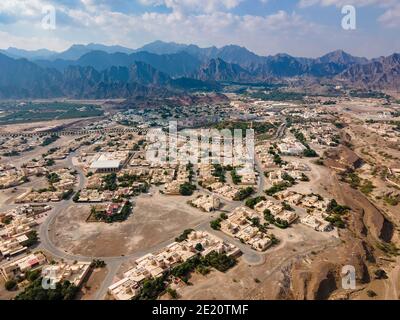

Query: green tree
<box><xmin>179</xmin><ymin>182</ymin><xmax>196</xmax><ymax>196</ymax></box>
<box><xmin>5</xmin><ymin>280</ymin><xmax>17</xmax><ymax>291</ymax></box>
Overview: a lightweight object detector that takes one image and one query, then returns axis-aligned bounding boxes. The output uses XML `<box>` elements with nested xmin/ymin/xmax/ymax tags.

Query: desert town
<box><xmin>0</xmin><ymin>93</ymin><xmax>400</xmax><ymax>301</ymax></box>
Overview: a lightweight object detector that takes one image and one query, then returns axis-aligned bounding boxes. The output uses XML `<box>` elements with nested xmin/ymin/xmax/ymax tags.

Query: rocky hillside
<box><xmin>0</xmin><ymin>42</ymin><xmax>399</xmax><ymax>98</ymax></box>
<box><xmin>337</xmin><ymin>53</ymin><xmax>400</xmax><ymax>90</ymax></box>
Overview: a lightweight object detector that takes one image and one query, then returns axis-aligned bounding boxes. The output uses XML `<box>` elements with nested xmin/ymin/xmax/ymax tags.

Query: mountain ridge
<box><xmin>0</xmin><ymin>41</ymin><xmax>399</xmax><ymax>98</ymax></box>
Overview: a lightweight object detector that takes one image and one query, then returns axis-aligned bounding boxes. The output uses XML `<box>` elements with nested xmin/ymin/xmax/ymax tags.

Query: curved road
<box><xmin>3</xmin><ymin>120</ymin><xmax>315</xmax><ymax>300</ymax></box>
<box><xmin>35</xmin><ymin>131</ymin><xmax>281</xmax><ymax>300</ymax></box>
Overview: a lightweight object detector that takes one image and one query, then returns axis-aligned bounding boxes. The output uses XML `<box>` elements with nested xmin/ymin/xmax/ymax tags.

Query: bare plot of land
<box><xmin>78</xmin><ymin>268</ymin><xmax>108</xmax><ymax>300</ymax></box>
<box><xmin>49</xmin><ymin>190</ymin><xmax>210</xmax><ymax>257</ymax></box>
<box><xmin>173</xmin><ymin>230</ymin><xmax>339</xmax><ymax>300</ymax></box>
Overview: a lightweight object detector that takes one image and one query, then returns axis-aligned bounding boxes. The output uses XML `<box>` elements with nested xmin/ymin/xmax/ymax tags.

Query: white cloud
<box><xmin>298</xmin><ymin>0</ymin><xmax>397</xmax><ymax>8</ymax></box>
<box><xmin>0</xmin><ymin>30</ymin><xmax>69</xmax><ymax>50</ymax></box>
<box><xmin>139</xmin><ymin>0</ymin><xmax>243</xmax><ymax>14</ymax></box>
<box><xmin>0</xmin><ymin>0</ymin><xmax>397</xmax><ymax>57</ymax></box>
<box><xmin>0</xmin><ymin>0</ymin><xmax>48</xmax><ymax>17</ymax></box>
<box><xmin>378</xmin><ymin>4</ymin><xmax>400</xmax><ymax>27</ymax></box>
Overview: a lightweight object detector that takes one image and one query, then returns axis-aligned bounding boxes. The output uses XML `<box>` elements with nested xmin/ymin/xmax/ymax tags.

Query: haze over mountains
<box><xmin>0</xmin><ymin>41</ymin><xmax>399</xmax><ymax>99</ymax></box>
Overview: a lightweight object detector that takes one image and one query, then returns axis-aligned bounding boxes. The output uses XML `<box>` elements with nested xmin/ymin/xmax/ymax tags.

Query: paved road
<box><xmin>0</xmin><ymin>124</ymin><xmax>274</xmax><ymax>299</ymax></box>
<box><xmin>255</xmin><ymin>156</ymin><xmax>266</xmax><ymax>197</ymax></box>
<box><xmin>274</xmin><ymin>122</ymin><xmax>287</xmax><ymax>141</ymax></box>
<box><xmin>66</xmin><ymin>152</ymin><xmax>86</xmax><ymax>190</ymax></box>
<box><xmin>9</xmin><ymin>124</ymin><xmax>283</xmax><ymax>299</ymax></box>
<box><xmin>37</xmin><ymin>185</ymin><xmax>265</xmax><ymax>299</ymax></box>
<box><xmin>253</xmin><ymin>120</ymin><xmax>286</xmax><ymax>196</ymax></box>
<box><xmin>94</xmin><ymin>260</ymin><xmax>122</xmax><ymax>301</ymax></box>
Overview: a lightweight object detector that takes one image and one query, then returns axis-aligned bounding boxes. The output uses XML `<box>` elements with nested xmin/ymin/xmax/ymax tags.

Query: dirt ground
<box><xmin>0</xmin><ymin>277</ymin><xmax>21</xmax><ymax>300</ymax></box>
<box><xmin>49</xmin><ymin>190</ymin><xmax>211</xmax><ymax>257</ymax></box>
<box><xmin>0</xmin><ymin>116</ymin><xmax>108</xmax><ymax>134</ymax></box>
<box><xmin>78</xmin><ymin>268</ymin><xmax>108</xmax><ymax>300</ymax></box>
<box><xmin>281</xmin><ymin>155</ymin><xmax>335</xmax><ymax>198</ymax></box>
<box><xmin>171</xmin><ymin>232</ymin><xmax>340</xmax><ymax>300</ymax></box>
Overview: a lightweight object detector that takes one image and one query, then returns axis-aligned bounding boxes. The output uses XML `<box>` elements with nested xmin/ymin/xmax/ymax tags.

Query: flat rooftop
<box><xmin>90</xmin><ymin>160</ymin><xmax>121</xmax><ymax>169</ymax></box>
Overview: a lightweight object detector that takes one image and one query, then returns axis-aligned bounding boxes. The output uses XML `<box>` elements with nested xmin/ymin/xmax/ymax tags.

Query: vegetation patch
<box><xmin>324</xmin><ymin>199</ymin><xmax>350</xmax><ymax>229</ymax></box>
<box><xmin>175</xmin><ymin>229</ymin><xmax>195</xmax><ymax>242</ymax></box>
<box><xmin>245</xmin><ymin>196</ymin><xmax>266</xmax><ymax>209</ymax></box>
<box><xmin>15</xmin><ymin>278</ymin><xmax>78</xmax><ymax>300</ymax></box>
<box><xmin>90</xmin><ymin>201</ymin><xmax>133</xmax><ymax>223</ymax></box>
<box><xmin>135</xmin><ymin>252</ymin><xmax>237</xmax><ymax>300</ymax></box>
<box><xmin>234</xmin><ymin>187</ymin><xmax>254</xmax><ymax>201</ymax></box>
<box><xmin>0</xmin><ymin>102</ymin><xmax>104</xmax><ymax>125</ymax></box>
<box><xmin>265</xmin><ymin>182</ymin><xmax>291</xmax><ymax>196</ymax></box>
<box><xmin>179</xmin><ymin>182</ymin><xmax>196</xmax><ymax>196</ymax></box>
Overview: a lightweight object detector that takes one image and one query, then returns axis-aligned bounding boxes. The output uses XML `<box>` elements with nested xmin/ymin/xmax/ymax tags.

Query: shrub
<box><xmin>62</xmin><ymin>189</ymin><xmax>74</xmax><ymax>200</ymax></box>
<box><xmin>73</xmin><ymin>190</ymin><xmax>81</xmax><ymax>202</ymax></box>
<box><xmin>282</xmin><ymin>172</ymin><xmax>295</xmax><ymax>184</ymax></box>
<box><xmin>327</xmin><ymin>199</ymin><xmax>350</xmax><ymax>215</ymax></box>
<box><xmin>15</xmin><ymin>278</ymin><xmax>78</xmax><ymax>300</ymax></box>
<box><xmin>300</xmin><ymin>173</ymin><xmax>310</xmax><ymax>182</ymax></box>
<box><xmin>167</xmin><ymin>288</ymin><xmax>178</xmax><ymax>299</ymax></box>
<box><xmin>195</xmin><ymin>243</ymin><xmax>203</xmax><ymax>251</ymax></box>
<box><xmin>91</xmin><ymin>259</ymin><xmax>106</xmax><ymax>269</ymax></box>
<box><xmin>367</xmin><ymin>290</ymin><xmax>377</xmax><ymax>298</ymax></box>
<box><xmin>314</xmin><ymin>158</ymin><xmax>324</xmax><ymax>166</ymax></box>
<box><xmin>374</xmin><ymin>269</ymin><xmax>388</xmax><ymax>280</ymax></box>
<box><xmin>22</xmin><ymin>230</ymin><xmax>39</xmax><ymax>247</ymax></box>
<box><xmin>175</xmin><ymin>229</ymin><xmax>195</xmax><ymax>242</ymax></box>
<box><xmin>265</xmin><ymin>182</ymin><xmax>290</xmax><ymax>196</ymax></box>
<box><xmin>204</xmin><ymin>251</ymin><xmax>236</xmax><ymax>272</ymax></box>
<box><xmin>245</xmin><ymin>196</ymin><xmax>266</xmax><ymax>209</ymax></box>
<box><xmin>303</xmin><ymin>148</ymin><xmax>319</xmax><ymax>157</ymax></box>
<box><xmin>210</xmin><ymin>218</ymin><xmax>222</xmax><ymax>230</ymax></box>
<box><xmin>135</xmin><ymin>275</ymin><xmax>168</xmax><ymax>300</ymax></box>
<box><xmin>103</xmin><ymin>173</ymin><xmax>118</xmax><ymax>191</ymax></box>
<box><xmin>212</xmin><ymin>164</ymin><xmax>226</xmax><ymax>183</ymax></box>
<box><xmin>234</xmin><ymin>187</ymin><xmax>254</xmax><ymax>201</ymax></box>
<box><xmin>220</xmin><ymin>213</ymin><xmax>228</xmax><ymax>220</ymax></box>
<box><xmin>179</xmin><ymin>183</ymin><xmax>196</xmax><ymax>196</ymax></box>
<box><xmin>231</xmin><ymin>169</ymin><xmax>242</xmax><ymax>184</ymax></box>
<box><xmin>5</xmin><ymin>280</ymin><xmax>17</xmax><ymax>291</ymax></box>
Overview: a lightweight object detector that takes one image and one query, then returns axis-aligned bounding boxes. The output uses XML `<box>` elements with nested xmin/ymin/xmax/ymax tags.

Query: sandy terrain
<box><xmin>0</xmin><ymin>278</ymin><xmax>22</xmax><ymax>300</ymax></box>
<box><xmin>172</xmin><ymin>229</ymin><xmax>339</xmax><ymax>300</ymax></box>
<box><xmin>78</xmin><ymin>268</ymin><xmax>108</xmax><ymax>300</ymax></box>
<box><xmin>49</xmin><ymin>190</ymin><xmax>211</xmax><ymax>257</ymax></box>
<box><xmin>0</xmin><ymin>119</ymin><xmax>84</xmax><ymax>134</ymax></box>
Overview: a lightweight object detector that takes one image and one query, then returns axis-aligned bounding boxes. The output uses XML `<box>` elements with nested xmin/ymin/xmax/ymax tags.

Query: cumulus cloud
<box><xmin>139</xmin><ymin>0</ymin><xmax>243</xmax><ymax>14</ymax></box>
<box><xmin>0</xmin><ymin>0</ymin><xmax>397</xmax><ymax>57</ymax></box>
<box><xmin>0</xmin><ymin>0</ymin><xmax>318</xmax><ymax>54</ymax></box>
<box><xmin>298</xmin><ymin>0</ymin><xmax>397</xmax><ymax>8</ymax></box>
<box><xmin>378</xmin><ymin>3</ymin><xmax>400</xmax><ymax>27</ymax></box>
<box><xmin>0</xmin><ymin>0</ymin><xmax>46</xmax><ymax>17</ymax></box>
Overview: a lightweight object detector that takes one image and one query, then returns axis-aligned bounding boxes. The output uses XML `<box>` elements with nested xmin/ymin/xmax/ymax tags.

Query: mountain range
<box><xmin>0</xmin><ymin>41</ymin><xmax>399</xmax><ymax>99</ymax></box>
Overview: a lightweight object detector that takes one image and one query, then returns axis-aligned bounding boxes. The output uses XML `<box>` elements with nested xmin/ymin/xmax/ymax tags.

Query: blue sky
<box><xmin>0</xmin><ymin>0</ymin><xmax>399</xmax><ymax>57</ymax></box>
